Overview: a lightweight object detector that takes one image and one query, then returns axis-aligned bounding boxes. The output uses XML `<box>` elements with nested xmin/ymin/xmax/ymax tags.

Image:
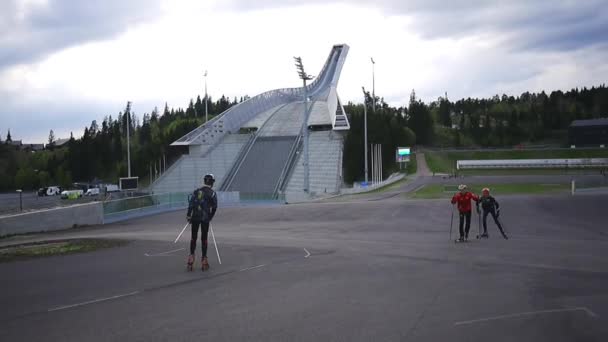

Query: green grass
<box><xmin>0</xmin><ymin>239</ymin><xmax>129</xmax><ymax>262</ymax></box>
<box><xmin>425</xmin><ymin>149</ymin><xmax>608</xmax><ymax>174</ymax></box>
<box><xmin>409</xmin><ymin>183</ymin><xmax>570</xmax><ymax>199</ymax></box>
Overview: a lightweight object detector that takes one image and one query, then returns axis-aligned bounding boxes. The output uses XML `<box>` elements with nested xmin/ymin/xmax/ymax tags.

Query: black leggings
<box><xmin>190</xmin><ymin>221</ymin><xmax>209</xmax><ymax>257</ymax></box>
<box><xmin>459</xmin><ymin>211</ymin><xmax>472</xmax><ymax>237</ymax></box>
<box><xmin>483</xmin><ymin>210</ymin><xmax>504</xmax><ymax>234</ymax></box>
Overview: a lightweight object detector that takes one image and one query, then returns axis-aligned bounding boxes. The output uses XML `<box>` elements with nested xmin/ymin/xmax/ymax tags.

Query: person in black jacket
<box><xmin>186</xmin><ymin>174</ymin><xmax>218</xmax><ymax>271</ymax></box>
<box><xmin>477</xmin><ymin>187</ymin><xmax>508</xmax><ymax>239</ymax></box>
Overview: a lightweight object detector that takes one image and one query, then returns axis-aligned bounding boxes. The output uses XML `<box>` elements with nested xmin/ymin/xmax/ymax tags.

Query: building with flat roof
<box><xmin>568</xmin><ymin>118</ymin><xmax>608</xmax><ymax>146</ymax></box>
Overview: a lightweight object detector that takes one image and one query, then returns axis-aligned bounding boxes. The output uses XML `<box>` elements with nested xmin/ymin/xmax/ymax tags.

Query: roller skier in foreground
<box><xmin>476</xmin><ymin>188</ymin><xmax>508</xmax><ymax>240</ymax></box>
<box><xmin>186</xmin><ymin>174</ymin><xmax>218</xmax><ymax>271</ymax></box>
<box><xmin>451</xmin><ymin>184</ymin><xmax>479</xmax><ymax>242</ymax></box>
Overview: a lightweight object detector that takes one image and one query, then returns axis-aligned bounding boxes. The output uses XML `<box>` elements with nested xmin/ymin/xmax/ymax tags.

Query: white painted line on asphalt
<box><xmin>411</xmin><ymin>185</ymin><xmax>425</xmax><ymax>193</ymax></box>
<box><xmin>48</xmin><ymin>291</ymin><xmax>139</xmax><ymax>312</ymax></box>
<box><xmin>454</xmin><ymin>307</ymin><xmax>598</xmax><ymax>326</ymax></box>
<box><xmin>239</xmin><ymin>264</ymin><xmax>266</xmax><ymax>272</ymax></box>
<box><xmin>304</xmin><ymin>248</ymin><xmax>311</xmax><ymax>258</ymax></box>
<box><xmin>144</xmin><ymin>248</ymin><xmax>184</xmax><ymax>257</ymax></box>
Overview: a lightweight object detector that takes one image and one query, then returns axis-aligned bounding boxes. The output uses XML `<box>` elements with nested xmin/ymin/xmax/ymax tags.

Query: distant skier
<box><xmin>451</xmin><ymin>184</ymin><xmax>479</xmax><ymax>242</ymax></box>
<box><xmin>186</xmin><ymin>174</ymin><xmax>218</xmax><ymax>271</ymax></box>
<box><xmin>477</xmin><ymin>188</ymin><xmax>508</xmax><ymax>239</ymax></box>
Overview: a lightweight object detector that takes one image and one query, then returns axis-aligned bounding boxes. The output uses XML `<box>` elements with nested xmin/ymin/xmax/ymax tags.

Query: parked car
<box><xmin>85</xmin><ymin>188</ymin><xmax>100</xmax><ymax>196</ymax></box>
<box><xmin>37</xmin><ymin>186</ymin><xmax>61</xmax><ymax>196</ymax></box>
<box><xmin>61</xmin><ymin>189</ymin><xmax>83</xmax><ymax>199</ymax></box>
<box><xmin>47</xmin><ymin>186</ymin><xmax>61</xmax><ymax>196</ymax></box>
<box><xmin>104</xmin><ymin>184</ymin><xmax>120</xmax><ymax>193</ymax></box>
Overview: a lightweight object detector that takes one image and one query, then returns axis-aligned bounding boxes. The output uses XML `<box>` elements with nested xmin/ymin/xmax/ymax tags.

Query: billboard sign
<box><xmin>396</xmin><ymin>147</ymin><xmax>411</xmax><ymax>162</ymax></box>
<box><xmin>119</xmin><ymin>177</ymin><xmax>139</xmax><ymax>190</ymax></box>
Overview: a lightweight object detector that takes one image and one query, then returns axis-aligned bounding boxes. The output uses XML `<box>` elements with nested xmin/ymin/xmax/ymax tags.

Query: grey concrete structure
<box><xmin>152</xmin><ymin>45</ymin><xmax>350</xmax><ymax>200</ymax></box>
<box><xmin>0</xmin><ymin>202</ymin><xmax>103</xmax><ymax>236</ymax></box>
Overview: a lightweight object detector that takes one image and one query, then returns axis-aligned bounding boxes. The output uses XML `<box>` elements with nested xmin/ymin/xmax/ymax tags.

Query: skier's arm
<box><xmin>493</xmin><ymin>197</ymin><xmax>499</xmax><ymax>209</ymax></box>
<box><xmin>451</xmin><ymin>193</ymin><xmax>458</xmax><ymax>204</ymax></box>
<box><xmin>209</xmin><ymin>191</ymin><xmax>218</xmax><ymax>220</ymax></box>
<box><xmin>186</xmin><ymin>193</ymin><xmax>194</xmax><ymax>219</ymax></box>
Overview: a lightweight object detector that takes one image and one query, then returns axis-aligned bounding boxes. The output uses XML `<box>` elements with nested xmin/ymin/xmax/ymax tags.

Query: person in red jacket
<box><xmin>451</xmin><ymin>184</ymin><xmax>479</xmax><ymax>241</ymax></box>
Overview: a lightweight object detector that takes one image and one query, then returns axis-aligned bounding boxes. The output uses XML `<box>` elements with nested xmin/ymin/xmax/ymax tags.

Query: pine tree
<box><xmin>5</xmin><ymin>129</ymin><xmax>12</xmax><ymax>143</ymax></box>
<box><xmin>48</xmin><ymin>129</ymin><xmax>55</xmax><ymax>145</ymax></box>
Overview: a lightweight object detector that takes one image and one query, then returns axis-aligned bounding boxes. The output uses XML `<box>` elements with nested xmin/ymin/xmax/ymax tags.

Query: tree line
<box><xmin>342</xmin><ymin>85</ymin><xmax>608</xmax><ymax>183</ymax></box>
<box><xmin>2</xmin><ymin>84</ymin><xmax>607</xmax><ymax>190</ymax></box>
<box><xmin>0</xmin><ymin>95</ymin><xmax>240</xmax><ymax>191</ymax></box>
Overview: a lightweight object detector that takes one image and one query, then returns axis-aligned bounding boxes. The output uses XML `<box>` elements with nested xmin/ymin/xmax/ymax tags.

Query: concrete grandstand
<box><xmin>151</xmin><ymin>44</ymin><xmax>350</xmax><ymax>202</ymax></box>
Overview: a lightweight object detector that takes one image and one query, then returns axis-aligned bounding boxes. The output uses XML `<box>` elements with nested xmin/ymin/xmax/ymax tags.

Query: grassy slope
<box><xmin>425</xmin><ymin>149</ymin><xmax>608</xmax><ymax>174</ymax></box>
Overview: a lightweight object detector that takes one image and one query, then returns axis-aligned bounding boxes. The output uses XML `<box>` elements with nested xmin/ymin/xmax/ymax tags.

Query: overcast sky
<box><xmin>1</xmin><ymin>0</ymin><xmax>607</xmax><ymax>142</ymax></box>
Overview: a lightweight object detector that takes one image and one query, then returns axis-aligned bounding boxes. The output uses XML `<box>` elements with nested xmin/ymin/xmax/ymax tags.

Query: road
<box><xmin>1</xmin><ymin>191</ymin><xmax>607</xmax><ymax>341</ymax></box>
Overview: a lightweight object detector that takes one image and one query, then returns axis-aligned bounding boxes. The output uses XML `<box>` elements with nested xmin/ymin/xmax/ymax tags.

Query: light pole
<box><xmin>125</xmin><ymin>101</ymin><xmax>132</xmax><ymax>178</ymax></box>
<box><xmin>371</xmin><ymin>57</ymin><xmax>376</xmax><ymax>113</ymax></box>
<box><xmin>204</xmin><ymin>70</ymin><xmax>209</xmax><ymax>123</ymax></box>
<box><xmin>362</xmin><ymin>87</ymin><xmax>369</xmax><ymax>184</ymax></box>
<box><xmin>294</xmin><ymin>56</ymin><xmax>314</xmax><ymax>193</ymax></box>
<box><xmin>16</xmin><ymin>189</ymin><xmax>22</xmax><ymax>211</ymax></box>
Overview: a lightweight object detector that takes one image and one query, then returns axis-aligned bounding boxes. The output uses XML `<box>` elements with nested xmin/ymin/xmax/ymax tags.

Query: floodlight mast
<box><xmin>294</xmin><ymin>56</ymin><xmax>314</xmax><ymax>193</ymax></box>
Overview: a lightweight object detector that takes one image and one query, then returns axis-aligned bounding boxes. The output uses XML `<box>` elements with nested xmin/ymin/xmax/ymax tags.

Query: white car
<box><xmin>47</xmin><ymin>186</ymin><xmax>61</xmax><ymax>196</ymax></box>
<box><xmin>85</xmin><ymin>188</ymin><xmax>100</xmax><ymax>196</ymax></box>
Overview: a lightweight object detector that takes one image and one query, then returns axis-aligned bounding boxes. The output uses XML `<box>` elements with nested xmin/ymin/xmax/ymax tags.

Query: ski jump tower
<box><xmin>151</xmin><ymin>44</ymin><xmax>350</xmax><ymax>202</ymax></box>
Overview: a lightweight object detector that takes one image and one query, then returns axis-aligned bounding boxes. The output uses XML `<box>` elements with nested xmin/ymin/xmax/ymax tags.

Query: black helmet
<box><xmin>203</xmin><ymin>174</ymin><xmax>215</xmax><ymax>186</ymax></box>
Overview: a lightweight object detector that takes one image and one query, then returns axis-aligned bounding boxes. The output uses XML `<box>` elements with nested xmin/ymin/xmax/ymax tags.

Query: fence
<box><xmin>457</xmin><ymin>158</ymin><xmax>608</xmax><ymax>170</ymax></box>
<box><xmin>102</xmin><ymin>191</ymin><xmax>282</xmax><ymax>224</ymax></box>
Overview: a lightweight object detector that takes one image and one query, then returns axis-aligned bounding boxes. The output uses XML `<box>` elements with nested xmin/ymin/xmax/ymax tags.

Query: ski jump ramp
<box><xmin>151</xmin><ymin>44</ymin><xmax>350</xmax><ymax>202</ymax></box>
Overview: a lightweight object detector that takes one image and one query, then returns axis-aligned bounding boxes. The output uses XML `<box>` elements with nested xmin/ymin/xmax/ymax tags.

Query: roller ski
<box><xmin>187</xmin><ymin>254</ymin><xmax>195</xmax><ymax>272</ymax></box>
<box><xmin>454</xmin><ymin>236</ymin><xmax>470</xmax><ymax>243</ymax></box>
<box><xmin>201</xmin><ymin>256</ymin><xmax>210</xmax><ymax>271</ymax></box>
<box><xmin>476</xmin><ymin>232</ymin><xmax>489</xmax><ymax>239</ymax></box>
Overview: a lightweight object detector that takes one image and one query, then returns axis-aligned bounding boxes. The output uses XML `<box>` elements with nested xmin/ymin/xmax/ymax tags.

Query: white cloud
<box><xmin>1</xmin><ymin>0</ymin><xmax>607</xmax><ymax>142</ymax></box>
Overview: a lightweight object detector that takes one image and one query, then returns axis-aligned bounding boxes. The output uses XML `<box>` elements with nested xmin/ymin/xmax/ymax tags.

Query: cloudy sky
<box><xmin>1</xmin><ymin>0</ymin><xmax>607</xmax><ymax>143</ymax></box>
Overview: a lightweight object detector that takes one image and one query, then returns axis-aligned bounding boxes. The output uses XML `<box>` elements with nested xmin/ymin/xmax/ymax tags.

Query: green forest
<box><xmin>0</xmin><ymin>95</ymin><xmax>240</xmax><ymax>191</ymax></box>
<box><xmin>1</xmin><ymin>85</ymin><xmax>607</xmax><ymax>190</ymax></box>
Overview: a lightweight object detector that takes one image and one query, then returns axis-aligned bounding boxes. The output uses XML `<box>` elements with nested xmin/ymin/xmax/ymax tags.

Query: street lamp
<box><xmin>362</xmin><ymin>87</ymin><xmax>369</xmax><ymax>184</ymax></box>
<box><xmin>125</xmin><ymin>101</ymin><xmax>132</xmax><ymax>178</ymax></box>
<box><xmin>204</xmin><ymin>70</ymin><xmax>209</xmax><ymax>123</ymax></box>
<box><xmin>371</xmin><ymin>57</ymin><xmax>376</xmax><ymax>113</ymax></box>
<box><xmin>16</xmin><ymin>189</ymin><xmax>22</xmax><ymax>211</ymax></box>
<box><xmin>294</xmin><ymin>56</ymin><xmax>314</xmax><ymax>193</ymax></box>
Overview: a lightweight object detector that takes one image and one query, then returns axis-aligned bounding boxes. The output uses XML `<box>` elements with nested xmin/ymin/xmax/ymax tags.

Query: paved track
<box><xmin>1</xmin><ymin>191</ymin><xmax>608</xmax><ymax>341</ymax></box>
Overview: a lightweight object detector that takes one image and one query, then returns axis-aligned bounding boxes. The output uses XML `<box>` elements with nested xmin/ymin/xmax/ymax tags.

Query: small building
<box><xmin>568</xmin><ymin>118</ymin><xmax>608</xmax><ymax>146</ymax></box>
<box><xmin>53</xmin><ymin>138</ymin><xmax>70</xmax><ymax>148</ymax></box>
<box><xmin>22</xmin><ymin>143</ymin><xmax>45</xmax><ymax>151</ymax></box>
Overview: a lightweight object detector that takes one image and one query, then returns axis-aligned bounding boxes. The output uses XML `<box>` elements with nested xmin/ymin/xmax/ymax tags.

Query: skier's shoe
<box><xmin>456</xmin><ymin>237</ymin><xmax>465</xmax><ymax>243</ymax></box>
<box><xmin>202</xmin><ymin>256</ymin><xmax>210</xmax><ymax>271</ymax></box>
<box><xmin>187</xmin><ymin>254</ymin><xmax>194</xmax><ymax>271</ymax></box>
<box><xmin>481</xmin><ymin>232</ymin><xmax>489</xmax><ymax>238</ymax></box>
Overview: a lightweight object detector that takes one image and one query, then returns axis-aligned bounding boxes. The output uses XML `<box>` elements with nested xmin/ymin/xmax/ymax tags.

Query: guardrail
<box><xmin>457</xmin><ymin>158</ymin><xmax>608</xmax><ymax>170</ymax></box>
<box><xmin>102</xmin><ymin>191</ymin><xmax>284</xmax><ymax>224</ymax></box>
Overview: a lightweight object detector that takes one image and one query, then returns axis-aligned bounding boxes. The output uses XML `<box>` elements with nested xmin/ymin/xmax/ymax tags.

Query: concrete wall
<box><xmin>0</xmin><ymin>202</ymin><xmax>103</xmax><ymax>236</ymax></box>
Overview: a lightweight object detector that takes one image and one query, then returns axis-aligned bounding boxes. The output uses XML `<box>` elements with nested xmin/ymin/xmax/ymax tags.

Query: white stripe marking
<box><xmin>454</xmin><ymin>307</ymin><xmax>598</xmax><ymax>326</ymax></box>
<box><xmin>304</xmin><ymin>248</ymin><xmax>311</xmax><ymax>258</ymax></box>
<box><xmin>239</xmin><ymin>264</ymin><xmax>266</xmax><ymax>272</ymax></box>
<box><xmin>48</xmin><ymin>291</ymin><xmax>139</xmax><ymax>312</ymax></box>
<box><xmin>144</xmin><ymin>248</ymin><xmax>184</xmax><ymax>257</ymax></box>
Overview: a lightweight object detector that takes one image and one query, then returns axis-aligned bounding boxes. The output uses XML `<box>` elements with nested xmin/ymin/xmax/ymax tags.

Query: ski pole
<box><xmin>210</xmin><ymin>223</ymin><xmax>222</xmax><ymax>264</ymax></box>
<box><xmin>449</xmin><ymin>204</ymin><xmax>454</xmax><ymax>241</ymax></box>
<box><xmin>174</xmin><ymin>222</ymin><xmax>189</xmax><ymax>243</ymax></box>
